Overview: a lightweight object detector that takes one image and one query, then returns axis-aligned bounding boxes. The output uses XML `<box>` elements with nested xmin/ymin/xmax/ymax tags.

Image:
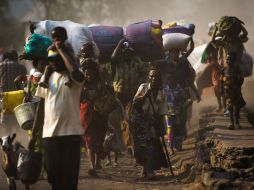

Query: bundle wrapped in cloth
<box><xmin>125</xmin><ymin>20</ymin><xmax>164</xmax><ymax>61</ymax></box>
<box><xmin>215</xmin><ymin>16</ymin><xmax>245</xmax><ymax>38</ymax></box>
<box><xmin>240</xmin><ymin>51</ymin><xmax>253</xmax><ymax>77</ymax></box>
<box><xmin>189</xmin><ymin>44</ymin><xmax>253</xmax><ymax>96</ymax></box>
<box><xmin>162</xmin><ymin>22</ymin><xmax>195</xmax><ymax>51</ymax></box>
<box><xmin>89</xmin><ymin>25</ymin><xmax>124</xmax><ymax>63</ymax></box>
<box><xmin>24</xmin><ymin>33</ymin><xmax>52</xmax><ymax>60</ymax></box>
<box><xmin>33</xmin><ymin>20</ymin><xmax>99</xmax><ymax>58</ymax></box>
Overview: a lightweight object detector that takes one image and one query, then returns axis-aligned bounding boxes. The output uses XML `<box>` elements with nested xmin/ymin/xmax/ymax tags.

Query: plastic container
<box><xmin>14</xmin><ymin>102</ymin><xmax>35</xmax><ymax>130</ymax></box>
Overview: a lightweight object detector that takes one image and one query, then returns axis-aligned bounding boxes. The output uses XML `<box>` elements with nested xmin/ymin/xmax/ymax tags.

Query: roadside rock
<box><xmin>196</xmin><ymin>110</ymin><xmax>254</xmax><ymax>190</ymax></box>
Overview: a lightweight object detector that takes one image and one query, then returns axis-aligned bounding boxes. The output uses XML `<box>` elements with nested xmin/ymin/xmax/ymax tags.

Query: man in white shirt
<box><xmin>29</xmin><ymin>30</ymin><xmax>85</xmax><ymax>190</ymax></box>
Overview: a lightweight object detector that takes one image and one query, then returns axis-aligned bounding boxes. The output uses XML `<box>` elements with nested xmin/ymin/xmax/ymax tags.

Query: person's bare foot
<box><xmin>235</xmin><ymin>123</ymin><xmax>242</xmax><ymax>129</ymax></box>
<box><xmin>105</xmin><ymin>160</ymin><xmax>112</xmax><ymax>166</ymax></box>
<box><xmin>216</xmin><ymin>107</ymin><xmax>222</xmax><ymax>112</ymax></box>
<box><xmin>228</xmin><ymin>124</ymin><xmax>234</xmax><ymax>130</ymax></box>
<box><xmin>145</xmin><ymin>172</ymin><xmax>156</xmax><ymax>180</ymax></box>
<box><xmin>113</xmin><ymin>162</ymin><xmax>119</xmax><ymax>167</ymax></box>
<box><xmin>140</xmin><ymin>168</ymin><xmax>147</xmax><ymax>177</ymax></box>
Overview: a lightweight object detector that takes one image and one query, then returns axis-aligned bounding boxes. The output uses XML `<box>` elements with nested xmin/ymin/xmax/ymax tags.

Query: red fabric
<box><xmin>80</xmin><ymin>102</ymin><xmax>107</xmax><ymax>159</ymax></box>
<box><xmin>80</xmin><ymin>102</ymin><xmax>93</xmax><ymax>146</ymax></box>
<box><xmin>211</xmin><ymin>65</ymin><xmax>221</xmax><ymax>86</ymax></box>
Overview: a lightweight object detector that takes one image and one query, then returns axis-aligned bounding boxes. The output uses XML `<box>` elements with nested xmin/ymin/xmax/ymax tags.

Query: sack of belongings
<box><xmin>240</xmin><ymin>51</ymin><xmax>253</xmax><ymax>77</ymax></box>
<box><xmin>17</xmin><ymin>150</ymin><xmax>42</xmax><ymax>185</ymax></box>
<box><xmin>215</xmin><ymin>16</ymin><xmax>245</xmax><ymax>37</ymax></box>
<box><xmin>125</xmin><ymin>20</ymin><xmax>164</xmax><ymax>61</ymax></box>
<box><xmin>24</xmin><ymin>33</ymin><xmax>52</xmax><ymax>60</ymax></box>
<box><xmin>33</xmin><ymin>20</ymin><xmax>99</xmax><ymax>58</ymax></box>
<box><xmin>162</xmin><ymin>22</ymin><xmax>195</xmax><ymax>51</ymax></box>
<box><xmin>89</xmin><ymin>25</ymin><xmax>124</xmax><ymax>63</ymax></box>
<box><xmin>103</xmin><ymin>127</ymin><xmax>126</xmax><ymax>153</ymax></box>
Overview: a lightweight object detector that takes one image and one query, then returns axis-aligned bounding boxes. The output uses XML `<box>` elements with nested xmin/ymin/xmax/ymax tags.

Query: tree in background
<box><xmin>0</xmin><ymin>0</ymin><xmax>130</xmax><ymax>51</ymax></box>
<box><xmin>0</xmin><ymin>0</ymin><xmax>26</xmax><ymax>50</ymax></box>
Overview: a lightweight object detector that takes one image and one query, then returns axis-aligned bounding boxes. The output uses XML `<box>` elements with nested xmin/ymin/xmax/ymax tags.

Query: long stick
<box><xmin>161</xmin><ymin>136</ymin><xmax>174</xmax><ymax>177</ymax></box>
<box><xmin>147</xmin><ymin>95</ymin><xmax>174</xmax><ymax>176</ymax></box>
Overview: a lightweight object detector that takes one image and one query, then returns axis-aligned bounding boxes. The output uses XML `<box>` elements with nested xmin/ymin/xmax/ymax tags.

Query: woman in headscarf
<box><xmin>131</xmin><ymin>66</ymin><xmax>169</xmax><ymax>179</ymax></box>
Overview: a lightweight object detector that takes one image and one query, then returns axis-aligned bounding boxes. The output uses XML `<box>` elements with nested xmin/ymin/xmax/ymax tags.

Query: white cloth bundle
<box><xmin>163</xmin><ymin>33</ymin><xmax>191</xmax><ymax>51</ymax></box>
<box><xmin>34</xmin><ymin>20</ymin><xmax>99</xmax><ymax>58</ymax></box>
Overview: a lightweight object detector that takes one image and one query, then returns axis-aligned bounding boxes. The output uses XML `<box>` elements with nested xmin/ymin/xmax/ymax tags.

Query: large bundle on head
<box><xmin>215</xmin><ymin>16</ymin><xmax>245</xmax><ymax>38</ymax></box>
<box><xmin>89</xmin><ymin>25</ymin><xmax>124</xmax><ymax>63</ymax></box>
<box><xmin>24</xmin><ymin>33</ymin><xmax>52</xmax><ymax>60</ymax></box>
<box><xmin>33</xmin><ymin>20</ymin><xmax>99</xmax><ymax>58</ymax></box>
<box><xmin>162</xmin><ymin>22</ymin><xmax>195</xmax><ymax>51</ymax></box>
<box><xmin>125</xmin><ymin>20</ymin><xmax>164</xmax><ymax>61</ymax></box>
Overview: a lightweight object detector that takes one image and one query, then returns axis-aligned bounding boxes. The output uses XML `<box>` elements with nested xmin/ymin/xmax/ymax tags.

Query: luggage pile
<box><xmin>26</xmin><ymin>20</ymin><xmax>198</xmax><ymax>63</ymax></box>
<box><xmin>29</xmin><ymin>19</ymin><xmax>166</xmax><ymax>63</ymax></box>
<box><xmin>125</xmin><ymin>20</ymin><xmax>164</xmax><ymax>61</ymax></box>
<box><xmin>33</xmin><ymin>20</ymin><xmax>99</xmax><ymax>58</ymax></box>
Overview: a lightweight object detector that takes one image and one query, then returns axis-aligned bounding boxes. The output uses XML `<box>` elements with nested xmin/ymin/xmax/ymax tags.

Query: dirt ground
<box><xmin>0</xmin><ymin>113</ymin><xmax>198</xmax><ymax>190</ymax></box>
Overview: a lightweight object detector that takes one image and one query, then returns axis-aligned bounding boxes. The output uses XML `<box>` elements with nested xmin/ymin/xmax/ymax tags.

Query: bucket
<box><xmin>14</xmin><ymin>102</ymin><xmax>35</xmax><ymax>130</ymax></box>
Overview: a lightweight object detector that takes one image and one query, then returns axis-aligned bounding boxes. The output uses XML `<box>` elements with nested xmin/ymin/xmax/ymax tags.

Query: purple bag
<box><xmin>125</xmin><ymin>20</ymin><xmax>164</xmax><ymax>61</ymax></box>
<box><xmin>89</xmin><ymin>25</ymin><xmax>124</xmax><ymax>62</ymax></box>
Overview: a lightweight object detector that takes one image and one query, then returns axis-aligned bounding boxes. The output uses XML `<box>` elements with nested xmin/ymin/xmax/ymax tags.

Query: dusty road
<box><xmin>0</xmin><ymin>114</ymin><xmax>197</xmax><ymax>190</ymax></box>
